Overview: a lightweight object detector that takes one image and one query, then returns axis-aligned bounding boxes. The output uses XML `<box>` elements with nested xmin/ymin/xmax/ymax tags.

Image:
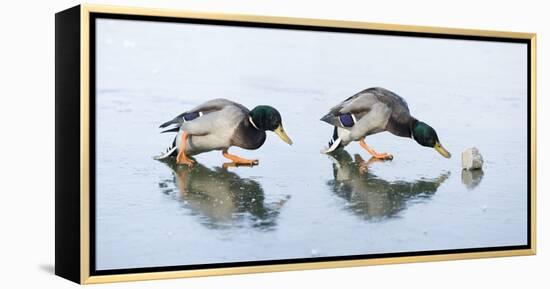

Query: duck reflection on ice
<box><xmin>327</xmin><ymin>150</ymin><xmax>450</xmax><ymax>221</ymax></box>
<box><xmin>158</xmin><ymin>159</ymin><xmax>289</xmax><ymax>230</ymax></box>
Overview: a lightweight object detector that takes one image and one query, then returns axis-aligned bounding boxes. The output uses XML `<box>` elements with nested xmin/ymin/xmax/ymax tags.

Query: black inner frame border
<box><xmin>89</xmin><ymin>12</ymin><xmax>532</xmax><ymax>276</ymax></box>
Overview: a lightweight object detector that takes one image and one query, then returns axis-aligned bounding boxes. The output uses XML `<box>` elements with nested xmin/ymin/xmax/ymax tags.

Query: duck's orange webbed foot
<box><xmin>176</xmin><ymin>132</ymin><xmax>195</xmax><ymax>166</ymax></box>
<box><xmin>359</xmin><ymin>138</ymin><xmax>394</xmax><ymax>160</ymax></box>
<box><xmin>222</xmin><ymin>149</ymin><xmax>259</xmax><ymax>166</ymax></box>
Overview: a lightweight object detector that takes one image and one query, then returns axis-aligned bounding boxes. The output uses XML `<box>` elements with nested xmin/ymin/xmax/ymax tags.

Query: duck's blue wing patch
<box><xmin>182</xmin><ymin>111</ymin><xmax>202</xmax><ymax>122</ymax></box>
<box><xmin>338</xmin><ymin>114</ymin><xmax>355</xmax><ymax>128</ymax></box>
<box><xmin>159</xmin><ymin>111</ymin><xmax>204</xmax><ymax>132</ymax></box>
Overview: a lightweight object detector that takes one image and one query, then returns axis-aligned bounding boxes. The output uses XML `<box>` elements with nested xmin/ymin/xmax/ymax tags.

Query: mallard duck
<box><xmin>321</xmin><ymin>87</ymin><xmax>451</xmax><ymax>159</ymax></box>
<box><xmin>155</xmin><ymin>98</ymin><xmax>293</xmax><ymax>165</ymax></box>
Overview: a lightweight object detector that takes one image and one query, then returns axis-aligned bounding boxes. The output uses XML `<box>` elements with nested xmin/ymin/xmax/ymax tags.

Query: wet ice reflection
<box><xmin>327</xmin><ymin>150</ymin><xmax>450</xmax><ymax>220</ymax></box>
<box><xmin>158</xmin><ymin>159</ymin><xmax>289</xmax><ymax>231</ymax></box>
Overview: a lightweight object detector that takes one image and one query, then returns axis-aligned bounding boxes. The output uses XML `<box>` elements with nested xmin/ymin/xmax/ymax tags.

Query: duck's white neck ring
<box><xmin>249</xmin><ymin>116</ymin><xmax>260</xmax><ymax>130</ymax></box>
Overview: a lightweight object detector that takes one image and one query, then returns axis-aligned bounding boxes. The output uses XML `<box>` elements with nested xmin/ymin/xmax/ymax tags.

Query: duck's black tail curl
<box><xmin>154</xmin><ymin>136</ymin><xmax>178</xmax><ymax>160</ymax></box>
<box><xmin>324</xmin><ymin>126</ymin><xmax>343</xmax><ymax>153</ymax></box>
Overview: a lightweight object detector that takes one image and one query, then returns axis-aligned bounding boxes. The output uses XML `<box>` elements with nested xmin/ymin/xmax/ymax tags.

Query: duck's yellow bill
<box><xmin>434</xmin><ymin>141</ymin><xmax>451</xmax><ymax>158</ymax></box>
<box><xmin>274</xmin><ymin>125</ymin><xmax>293</xmax><ymax>145</ymax></box>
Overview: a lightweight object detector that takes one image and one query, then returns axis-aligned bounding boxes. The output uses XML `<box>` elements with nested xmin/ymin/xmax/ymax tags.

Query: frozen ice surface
<box><xmin>94</xmin><ymin>19</ymin><xmax>529</xmax><ymax>270</ymax></box>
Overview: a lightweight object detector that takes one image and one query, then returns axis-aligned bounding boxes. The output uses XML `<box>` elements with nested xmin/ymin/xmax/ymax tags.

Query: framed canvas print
<box><xmin>55</xmin><ymin>4</ymin><xmax>536</xmax><ymax>284</ymax></box>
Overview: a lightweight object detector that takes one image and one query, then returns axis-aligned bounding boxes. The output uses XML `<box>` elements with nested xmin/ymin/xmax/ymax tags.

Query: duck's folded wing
<box><xmin>187</xmin><ymin>98</ymin><xmax>244</xmax><ymax>115</ymax></box>
<box><xmin>159</xmin><ymin>110</ymin><xmax>203</xmax><ymax>132</ymax></box>
<box><xmin>321</xmin><ymin>92</ymin><xmax>378</xmax><ymax>128</ymax></box>
<box><xmin>181</xmin><ymin>104</ymin><xmax>246</xmax><ymax>136</ymax></box>
<box><xmin>335</xmin><ymin>92</ymin><xmax>378</xmax><ymax>114</ymax></box>
<box><xmin>159</xmin><ymin>98</ymin><xmax>243</xmax><ymax>131</ymax></box>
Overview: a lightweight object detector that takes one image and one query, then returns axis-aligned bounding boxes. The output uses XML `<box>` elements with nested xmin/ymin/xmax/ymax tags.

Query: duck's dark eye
<box><xmin>268</xmin><ymin>117</ymin><xmax>280</xmax><ymax>130</ymax></box>
<box><xmin>267</xmin><ymin>111</ymin><xmax>282</xmax><ymax>130</ymax></box>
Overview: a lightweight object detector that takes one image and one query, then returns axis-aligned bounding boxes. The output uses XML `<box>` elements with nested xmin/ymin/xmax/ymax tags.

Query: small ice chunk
<box><xmin>462</xmin><ymin>147</ymin><xmax>484</xmax><ymax>170</ymax></box>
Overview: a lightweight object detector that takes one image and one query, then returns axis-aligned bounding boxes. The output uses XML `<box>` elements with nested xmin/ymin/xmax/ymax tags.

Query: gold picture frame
<box><xmin>55</xmin><ymin>4</ymin><xmax>536</xmax><ymax>284</ymax></box>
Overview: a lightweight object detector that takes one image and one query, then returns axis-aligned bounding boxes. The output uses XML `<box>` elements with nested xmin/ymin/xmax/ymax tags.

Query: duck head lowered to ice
<box><xmin>321</xmin><ymin>87</ymin><xmax>451</xmax><ymax>160</ymax></box>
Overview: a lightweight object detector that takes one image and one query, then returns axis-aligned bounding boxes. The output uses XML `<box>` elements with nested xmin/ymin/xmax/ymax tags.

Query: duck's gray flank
<box><xmin>155</xmin><ymin>98</ymin><xmax>292</xmax><ymax>165</ymax></box>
